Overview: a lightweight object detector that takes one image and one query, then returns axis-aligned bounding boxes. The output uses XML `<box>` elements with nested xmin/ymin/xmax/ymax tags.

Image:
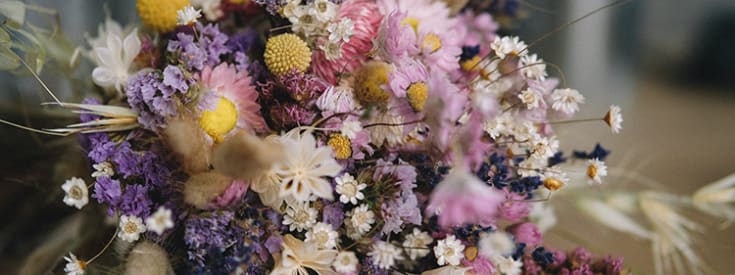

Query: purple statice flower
<box><xmin>498</xmin><ymin>190</ymin><xmax>531</xmax><ymax>222</ymax></box>
<box><xmin>184</xmin><ymin>211</ymin><xmax>246</xmax><ymax>274</ymax></box>
<box><xmin>168</xmin><ymin>23</ymin><xmax>230</xmax><ymax>71</ymax></box>
<box><xmin>227</xmin><ymin>29</ymin><xmax>259</xmax><ymax>53</ymax></box>
<box><xmin>119</xmin><ymin>184</ymin><xmax>152</xmax><ymax>217</ymax></box>
<box><xmin>112</xmin><ymin>141</ymin><xmax>139</xmax><ymax>177</ymax></box>
<box><xmin>92</xmin><ymin>176</ymin><xmax>122</xmax><ymax>215</ymax></box>
<box><xmin>126</xmin><ymin>71</ymin><xmax>183</xmax><ymax>130</ymax></box>
<box><xmin>509</xmin><ymin>222</ymin><xmax>542</xmax><ymax>246</ymax></box>
<box><xmin>360</xmin><ymin>257</ymin><xmax>390</xmax><ymax>275</ymax></box>
<box><xmin>381</xmin><ymin>192</ymin><xmax>421</xmax><ymax>234</ymax></box>
<box><xmin>253</xmin><ymin>0</ymin><xmax>287</xmax><ymax>15</ymax></box>
<box><xmin>322</xmin><ymin>201</ymin><xmax>345</xmax><ymax>229</ymax></box>
<box><xmin>264</xmin><ymin>234</ymin><xmax>283</xmax><ymax>255</ymax></box>
<box><xmin>87</xmin><ymin>134</ymin><xmax>116</xmax><ymax>163</ymax></box>
<box><xmin>79</xmin><ymin>98</ymin><xmax>101</xmax><ymax>123</ymax></box>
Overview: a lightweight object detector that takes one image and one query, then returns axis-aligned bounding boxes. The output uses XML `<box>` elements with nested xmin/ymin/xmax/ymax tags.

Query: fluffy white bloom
<box><xmin>551</xmin><ymin>88</ymin><xmax>585</xmax><ymax>114</ymax></box>
<box><xmin>433</xmin><ymin>235</ymin><xmax>465</xmax><ymax>266</ymax></box>
<box><xmin>518</xmin><ymin>89</ymin><xmax>541</xmax><ymax>109</ymax></box>
<box><xmin>145</xmin><ymin>206</ymin><xmax>174</xmax><ymax>235</ymax></box>
<box><xmin>316</xmin><ymin>85</ymin><xmax>358</xmax><ymax>113</ymax></box>
<box><xmin>118</xmin><ymin>215</ymin><xmax>146</xmax><ymax>242</ymax></box>
<box><xmin>327</xmin><ymin>18</ymin><xmax>354</xmax><ymax>43</ymax></box>
<box><xmin>176</xmin><ymin>6</ymin><xmax>202</xmax><ymax>26</ymax></box>
<box><xmin>91</xmin><ymin>161</ymin><xmax>114</xmax><ymax>178</ymax></box>
<box><xmin>305</xmin><ymin>222</ymin><xmax>339</xmax><ymax>249</ymax></box>
<box><xmin>478</xmin><ymin>231</ymin><xmax>515</xmax><ymax>259</ymax></box>
<box><xmin>605</xmin><ymin>104</ymin><xmax>623</xmax><ymax>134</ymax></box>
<box><xmin>64</xmin><ymin>252</ymin><xmax>85</xmax><ymax>275</ymax></box>
<box><xmin>308</xmin><ymin>0</ymin><xmax>337</xmax><ymax>22</ymax></box>
<box><xmin>530</xmin><ymin>136</ymin><xmax>559</xmax><ymax>160</ymax></box>
<box><xmin>347</xmin><ymin>204</ymin><xmax>375</xmax><ymax>236</ymax></box>
<box><xmin>403</xmin><ymin>228</ymin><xmax>433</xmax><ymax>260</ymax></box>
<box><xmin>586</xmin><ymin>158</ymin><xmax>608</xmax><ymax>184</ymax></box>
<box><xmin>272</xmin><ymin>234</ymin><xmax>338</xmax><ymax>275</ymax></box>
<box><xmin>274</xmin><ymin>130</ymin><xmax>343</xmax><ymax>202</ymax></box>
<box><xmin>283</xmin><ymin>202</ymin><xmax>318</xmax><ymax>232</ymax></box>
<box><xmin>62</xmin><ymin>177</ymin><xmax>89</xmax><ymax>209</ymax></box>
<box><xmin>91</xmin><ymin>28</ymin><xmax>141</xmax><ymax>93</ymax></box>
<box><xmin>332</xmin><ymin>251</ymin><xmax>359</xmax><ymax>273</ymax></box>
<box><xmin>494</xmin><ymin>256</ymin><xmax>522</xmax><ymax>275</ymax></box>
<box><xmin>319</xmin><ymin>41</ymin><xmax>343</xmax><ymax>61</ymax></box>
<box><xmin>335</xmin><ymin>173</ymin><xmax>367</xmax><ymax>205</ymax></box>
<box><xmin>520</xmin><ymin>54</ymin><xmax>547</xmax><ymax>80</ymax></box>
<box><xmin>369</xmin><ymin>241</ymin><xmax>404</xmax><ymax>269</ymax></box>
<box><xmin>490</xmin><ymin>36</ymin><xmax>527</xmax><ymax>59</ymax></box>
<box><xmin>191</xmin><ymin>0</ymin><xmax>223</xmax><ymax>21</ymax></box>
<box><xmin>529</xmin><ymin>202</ymin><xmax>557</xmax><ymax>232</ymax></box>
<box><xmin>340</xmin><ymin>120</ymin><xmax>363</xmax><ymax>140</ymax></box>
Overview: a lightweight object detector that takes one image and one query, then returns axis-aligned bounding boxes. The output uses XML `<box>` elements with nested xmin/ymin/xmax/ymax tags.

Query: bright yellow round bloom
<box><xmin>199</xmin><ymin>97</ymin><xmax>238</xmax><ymax>143</ymax></box>
<box><xmin>264</xmin><ymin>33</ymin><xmax>312</xmax><ymax>75</ymax></box>
<box><xmin>353</xmin><ymin>61</ymin><xmax>392</xmax><ymax>106</ymax></box>
<box><xmin>136</xmin><ymin>0</ymin><xmax>189</xmax><ymax>33</ymax></box>
<box><xmin>406</xmin><ymin>82</ymin><xmax>428</xmax><ymax>112</ymax></box>
<box><xmin>328</xmin><ymin>134</ymin><xmax>352</xmax><ymax>159</ymax></box>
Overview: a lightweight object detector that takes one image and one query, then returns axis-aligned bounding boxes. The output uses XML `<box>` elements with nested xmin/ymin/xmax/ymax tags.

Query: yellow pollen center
<box><xmin>406</xmin><ymin>82</ymin><xmax>428</xmax><ymax>112</ymax></box>
<box><xmin>464</xmin><ymin>246</ymin><xmax>478</xmax><ymax>261</ymax></box>
<box><xmin>69</xmin><ymin>186</ymin><xmax>83</xmax><ymax>200</ymax></box>
<box><xmin>199</xmin><ymin>97</ymin><xmax>238</xmax><ymax>143</ymax></box>
<box><xmin>401</xmin><ymin>17</ymin><xmax>420</xmax><ymax>33</ymax></box>
<box><xmin>422</xmin><ymin>34</ymin><xmax>442</xmax><ymax>53</ymax></box>
<box><xmin>461</xmin><ymin>56</ymin><xmax>482</xmax><ymax>73</ymax></box>
<box><xmin>587</xmin><ymin>165</ymin><xmax>598</xmax><ymax>179</ymax></box>
<box><xmin>124</xmin><ymin>222</ymin><xmax>138</xmax><ymax>234</ymax></box>
<box><xmin>354</xmin><ymin>62</ymin><xmax>392</xmax><ymax>106</ymax></box>
<box><xmin>543</xmin><ymin>178</ymin><xmax>564</xmax><ymax>191</ymax></box>
<box><xmin>328</xmin><ymin>134</ymin><xmax>352</xmax><ymax>159</ymax></box>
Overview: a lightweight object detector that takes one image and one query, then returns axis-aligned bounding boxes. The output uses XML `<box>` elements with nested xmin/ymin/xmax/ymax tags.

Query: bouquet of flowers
<box><xmin>5</xmin><ymin>0</ymin><xmax>731</xmax><ymax>275</ymax></box>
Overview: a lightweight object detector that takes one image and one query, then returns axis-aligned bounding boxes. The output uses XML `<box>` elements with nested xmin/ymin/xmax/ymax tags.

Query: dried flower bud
<box><xmin>183</xmin><ymin>172</ymin><xmax>234</xmax><ymax>209</ymax></box>
<box><xmin>124</xmin><ymin>241</ymin><xmax>172</xmax><ymax>275</ymax></box>
<box><xmin>163</xmin><ymin>119</ymin><xmax>211</xmax><ymax>173</ymax></box>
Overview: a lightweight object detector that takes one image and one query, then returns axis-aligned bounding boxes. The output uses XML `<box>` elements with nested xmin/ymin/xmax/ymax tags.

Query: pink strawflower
<box><xmin>462</xmin><ymin>254</ymin><xmax>496</xmax><ymax>275</ymax></box>
<box><xmin>418</xmin><ymin>30</ymin><xmax>462</xmax><ymax>73</ymax></box>
<box><xmin>498</xmin><ymin>190</ymin><xmax>531</xmax><ymax>222</ymax></box>
<box><xmin>373</xmin><ymin>11</ymin><xmax>418</xmax><ymax>63</ymax></box>
<box><xmin>211</xmin><ymin>180</ymin><xmax>250</xmax><ymax>208</ymax></box>
<box><xmin>426</xmin><ymin>167</ymin><xmax>505</xmax><ymax>228</ymax></box>
<box><xmin>388</xmin><ymin>57</ymin><xmax>428</xmax><ymax>98</ymax></box>
<box><xmin>200</xmin><ymin>64</ymin><xmax>267</xmax><ymax>134</ymax></box>
<box><xmin>508</xmin><ymin>222</ymin><xmax>542</xmax><ymax>246</ymax></box>
<box><xmin>423</xmin><ymin>71</ymin><xmax>468</xmax><ymax>151</ymax></box>
<box><xmin>312</xmin><ymin>0</ymin><xmax>381</xmax><ymax>84</ymax></box>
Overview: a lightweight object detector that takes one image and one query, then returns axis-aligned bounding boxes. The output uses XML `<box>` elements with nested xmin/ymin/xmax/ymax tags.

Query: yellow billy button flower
<box><xmin>406</xmin><ymin>82</ymin><xmax>428</xmax><ymax>112</ymax></box>
<box><xmin>543</xmin><ymin>177</ymin><xmax>565</xmax><ymax>191</ymax></box>
<box><xmin>264</xmin><ymin>33</ymin><xmax>312</xmax><ymax>75</ymax></box>
<box><xmin>354</xmin><ymin>61</ymin><xmax>392</xmax><ymax>106</ymax></box>
<box><xmin>328</xmin><ymin>134</ymin><xmax>352</xmax><ymax>159</ymax></box>
<box><xmin>136</xmin><ymin>0</ymin><xmax>189</xmax><ymax>33</ymax></box>
<box><xmin>199</xmin><ymin>97</ymin><xmax>238</xmax><ymax>143</ymax></box>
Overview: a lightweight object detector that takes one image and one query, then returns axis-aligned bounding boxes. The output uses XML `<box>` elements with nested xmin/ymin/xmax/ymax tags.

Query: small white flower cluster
<box><xmin>176</xmin><ymin>6</ymin><xmax>202</xmax><ymax>26</ymax></box>
<box><xmin>281</xmin><ymin>0</ymin><xmax>353</xmax><ymax>60</ymax></box>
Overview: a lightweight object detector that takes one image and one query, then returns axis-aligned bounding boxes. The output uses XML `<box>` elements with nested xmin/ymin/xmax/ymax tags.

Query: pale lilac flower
<box><xmin>372</xmin><ymin>11</ymin><xmax>418</xmax><ymax>62</ymax></box>
<box><xmin>426</xmin><ymin>167</ymin><xmax>505</xmax><ymax>228</ymax></box>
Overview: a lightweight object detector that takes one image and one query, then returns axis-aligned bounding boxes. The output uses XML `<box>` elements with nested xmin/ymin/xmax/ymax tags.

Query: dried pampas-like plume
<box><xmin>212</xmin><ymin>131</ymin><xmax>284</xmax><ymax>181</ymax></box>
<box><xmin>124</xmin><ymin>241</ymin><xmax>172</xmax><ymax>275</ymax></box>
<box><xmin>183</xmin><ymin>172</ymin><xmax>235</xmax><ymax>209</ymax></box>
<box><xmin>163</xmin><ymin>119</ymin><xmax>212</xmax><ymax>174</ymax></box>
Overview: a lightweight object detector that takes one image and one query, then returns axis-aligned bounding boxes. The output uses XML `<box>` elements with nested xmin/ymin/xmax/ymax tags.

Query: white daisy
<box><xmin>520</xmin><ymin>54</ymin><xmax>547</xmax><ymax>80</ymax></box>
<box><xmin>340</xmin><ymin>120</ymin><xmax>363</xmax><ymax>140</ymax></box>
<box><xmin>308</xmin><ymin>0</ymin><xmax>337</xmax><ymax>22</ymax></box>
<box><xmin>586</xmin><ymin>158</ymin><xmax>608</xmax><ymax>184</ymax></box>
<box><xmin>530</xmin><ymin>136</ymin><xmax>559</xmax><ymax>160</ymax></box>
<box><xmin>332</xmin><ymin>251</ymin><xmax>359</xmax><ymax>273</ymax></box>
<box><xmin>305</xmin><ymin>222</ymin><xmax>339</xmax><ymax>249</ymax></box>
<box><xmin>494</xmin><ymin>256</ymin><xmax>522</xmax><ymax>275</ymax></box>
<box><xmin>176</xmin><ymin>6</ymin><xmax>202</xmax><ymax>26</ymax></box>
<box><xmin>319</xmin><ymin>41</ymin><xmax>343</xmax><ymax>61</ymax></box>
<box><xmin>145</xmin><ymin>206</ymin><xmax>174</xmax><ymax>235</ymax></box>
<box><xmin>190</xmin><ymin>0</ymin><xmax>223</xmax><ymax>21</ymax></box>
<box><xmin>62</xmin><ymin>177</ymin><xmax>89</xmax><ymax>209</ymax></box>
<box><xmin>347</xmin><ymin>204</ymin><xmax>375</xmax><ymax>236</ymax></box>
<box><xmin>550</xmin><ymin>88</ymin><xmax>585</xmax><ymax>114</ymax></box>
<box><xmin>118</xmin><ymin>215</ymin><xmax>146</xmax><ymax>242</ymax></box>
<box><xmin>490</xmin><ymin>36</ymin><xmax>527</xmax><ymax>59</ymax></box>
<box><xmin>434</xmin><ymin>235</ymin><xmax>465</xmax><ymax>266</ymax></box>
<box><xmin>369</xmin><ymin>241</ymin><xmax>404</xmax><ymax>269</ymax></box>
<box><xmin>402</xmin><ymin>228</ymin><xmax>433</xmax><ymax>260</ymax></box>
<box><xmin>63</xmin><ymin>252</ymin><xmax>85</xmax><ymax>275</ymax></box>
<box><xmin>272</xmin><ymin>234</ymin><xmax>338</xmax><ymax>275</ymax></box>
<box><xmin>335</xmin><ymin>173</ymin><xmax>367</xmax><ymax>205</ymax></box>
<box><xmin>605</xmin><ymin>104</ymin><xmax>623</xmax><ymax>134</ymax></box>
<box><xmin>283</xmin><ymin>202</ymin><xmax>318</xmax><ymax>232</ymax></box>
<box><xmin>274</xmin><ymin>130</ymin><xmax>343</xmax><ymax>202</ymax></box>
<box><xmin>327</xmin><ymin>18</ymin><xmax>354</xmax><ymax>44</ymax></box>
<box><xmin>518</xmin><ymin>89</ymin><xmax>541</xmax><ymax>109</ymax></box>
<box><xmin>477</xmin><ymin>231</ymin><xmax>515</xmax><ymax>260</ymax></box>
<box><xmin>91</xmin><ymin>161</ymin><xmax>114</xmax><ymax>178</ymax></box>
<box><xmin>91</xmin><ymin>28</ymin><xmax>141</xmax><ymax>93</ymax></box>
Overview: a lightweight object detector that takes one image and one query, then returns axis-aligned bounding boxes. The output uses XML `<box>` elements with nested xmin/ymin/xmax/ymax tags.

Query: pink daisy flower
<box><xmin>198</xmin><ymin>63</ymin><xmax>267</xmax><ymax>142</ymax></box>
<box><xmin>312</xmin><ymin>0</ymin><xmax>382</xmax><ymax>84</ymax></box>
<box><xmin>373</xmin><ymin>11</ymin><xmax>419</xmax><ymax>63</ymax></box>
<box><xmin>426</xmin><ymin>167</ymin><xmax>505</xmax><ymax>228</ymax></box>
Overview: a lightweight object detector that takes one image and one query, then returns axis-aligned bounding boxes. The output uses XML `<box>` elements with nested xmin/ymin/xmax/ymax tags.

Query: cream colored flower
<box><xmin>62</xmin><ymin>177</ymin><xmax>88</xmax><ymax>209</ymax></box>
<box><xmin>305</xmin><ymin>222</ymin><xmax>339</xmax><ymax>249</ymax></box>
<box><xmin>332</xmin><ymin>251</ymin><xmax>358</xmax><ymax>273</ymax></box>
<box><xmin>369</xmin><ymin>241</ymin><xmax>404</xmax><ymax>269</ymax></box>
<box><xmin>403</xmin><ymin>228</ymin><xmax>433</xmax><ymax>260</ymax></box>
<box><xmin>274</xmin><ymin>130</ymin><xmax>343</xmax><ymax>202</ymax></box>
<box><xmin>271</xmin><ymin>234</ymin><xmax>338</xmax><ymax>275</ymax></box>
<box><xmin>145</xmin><ymin>206</ymin><xmax>174</xmax><ymax>235</ymax></box>
<box><xmin>433</xmin><ymin>235</ymin><xmax>464</xmax><ymax>266</ymax></box>
<box><xmin>91</xmin><ymin>28</ymin><xmax>141</xmax><ymax>93</ymax></box>
<box><xmin>118</xmin><ymin>215</ymin><xmax>147</xmax><ymax>242</ymax></box>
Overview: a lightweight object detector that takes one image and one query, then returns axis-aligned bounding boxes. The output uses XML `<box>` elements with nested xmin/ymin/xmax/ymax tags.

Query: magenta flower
<box><xmin>508</xmin><ymin>222</ymin><xmax>543</xmax><ymax>246</ymax></box>
<box><xmin>426</xmin><ymin>167</ymin><xmax>505</xmax><ymax>228</ymax></box>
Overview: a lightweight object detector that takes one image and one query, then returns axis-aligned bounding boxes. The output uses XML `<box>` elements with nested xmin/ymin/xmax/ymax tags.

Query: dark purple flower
<box><xmin>88</xmin><ymin>135</ymin><xmax>116</xmax><ymax>163</ymax></box>
<box><xmin>119</xmin><ymin>184</ymin><xmax>152</xmax><ymax>217</ymax></box>
<box><xmin>184</xmin><ymin>211</ymin><xmax>246</xmax><ymax>274</ymax></box>
<box><xmin>92</xmin><ymin>176</ymin><xmax>122</xmax><ymax>215</ymax></box>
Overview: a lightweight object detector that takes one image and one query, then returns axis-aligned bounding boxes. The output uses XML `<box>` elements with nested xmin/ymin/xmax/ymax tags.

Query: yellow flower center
<box><xmin>69</xmin><ymin>186</ymin><xmax>84</xmax><ymax>200</ymax></box>
<box><xmin>136</xmin><ymin>0</ymin><xmax>189</xmax><ymax>33</ymax></box>
<box><xmin>406</xmin><ymin>82</ymin><xmax>428</xmax><ymax>112</ymax></box>
<box><xmin>123</xmin><ymin>222</ymin><xmax>138</xmax><ymax>234</ymax></box>
<box><xmin>264</xmin><ymin>33</ymin><xmax>312</xmax><ymax>75</ymax></box>
<box><xmin>587</xmin><ymin>164</ymin><xmax>598</xmax><ymax>179</ymax></box>
<box><xmin>464</xmin><ymin>246</ymin><xmax>478</xmax><ymax>261</ymax></box>
<box><xmin>199</xmin><ymin>97</ymin><xmax>238</xmax><ymax>143</ymax></box>
<box><xmin>401</xmin><ymin>17</ymin><xmax>420</xmax><ymax>33</ymax></box>
<box><xmin>422</xmin><ymin>34</ymin><xmax>442</xmax><ymax>53</ymax></box>
<box><xmin>543</xmin><ymin>178</ymin><xmax>565</xmax><ymax>191</ymax></box>
<box><xmin>328</xmin><ymin>134</ymin><xmax>352</xmax><ymax>159</ymax></box>
<box><xmin>461</xmin><ymin>56</ymin><xmax>482</xmax><ymax>73</ymax></box>
<box><xmin>354</xmin><ymin>61</ymin><xmax>392</xmax><ymax>106</ymax></box>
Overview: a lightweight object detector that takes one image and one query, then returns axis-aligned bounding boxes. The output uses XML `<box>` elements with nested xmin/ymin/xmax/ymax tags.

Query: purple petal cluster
<box><xmin>119</xmin><ymin>184</ymin><xmax>153</xmax><ymax>217</ymax></box>
<box><xmin>184</xmin><ymin>211</ymin><xmax>247</xmax><ymax>274</ymax></box>
<box><xmin>168</xmin><ymin>23</ymin><xmax>230</xmax><ymax>71</ymax></box>
<box><xmin>92</xmin><ymin>176</ymin><xmax>122</xmax><ymax>215</ymax></box>
<box><xmin>126</xmin><ymin>69</ymin><xmax>188</xmax><ymax>130</ymax></box>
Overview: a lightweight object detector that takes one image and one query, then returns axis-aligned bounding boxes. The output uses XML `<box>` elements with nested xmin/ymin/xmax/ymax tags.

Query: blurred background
<box><xmin>0</xmin><ymin>0</ymin><xmax>734</xmax><ymax>274</ymax></box>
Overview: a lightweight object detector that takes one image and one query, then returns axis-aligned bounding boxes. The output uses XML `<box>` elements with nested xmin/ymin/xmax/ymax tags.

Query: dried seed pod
<box><xmin>212</xmin><ymin>131</ymin><xmax>283</xmax><ymax>180</ymax></box>
<box><xmin>162</xmin><ymin>119</ymin><xmax>211</xmax><ymax>174</ymax></box>
<box><xmin>183</xmin><ymin>172</ymin><xmax>233</xmax><ymax>209</ymax></box>
<box><xmin>123</xmin><ymin>241</ymin><xmax>172</xmax><ymax>275</ymax></box>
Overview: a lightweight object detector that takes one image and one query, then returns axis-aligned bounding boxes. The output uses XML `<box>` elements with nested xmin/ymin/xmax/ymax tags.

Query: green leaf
<box><xmin>0</xmin><ymin>27</ymin><xmax>9</xmax><ymax>45</ymax></box>
<box><xmin>0</xmin><ymin>1</ymin><xmax>26</xmax><ymax>26</ymax></box>
<box><xmin>0</xmin><ymin>46</ymin><xmax>20</xmax><ymax>70</ymax></box>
